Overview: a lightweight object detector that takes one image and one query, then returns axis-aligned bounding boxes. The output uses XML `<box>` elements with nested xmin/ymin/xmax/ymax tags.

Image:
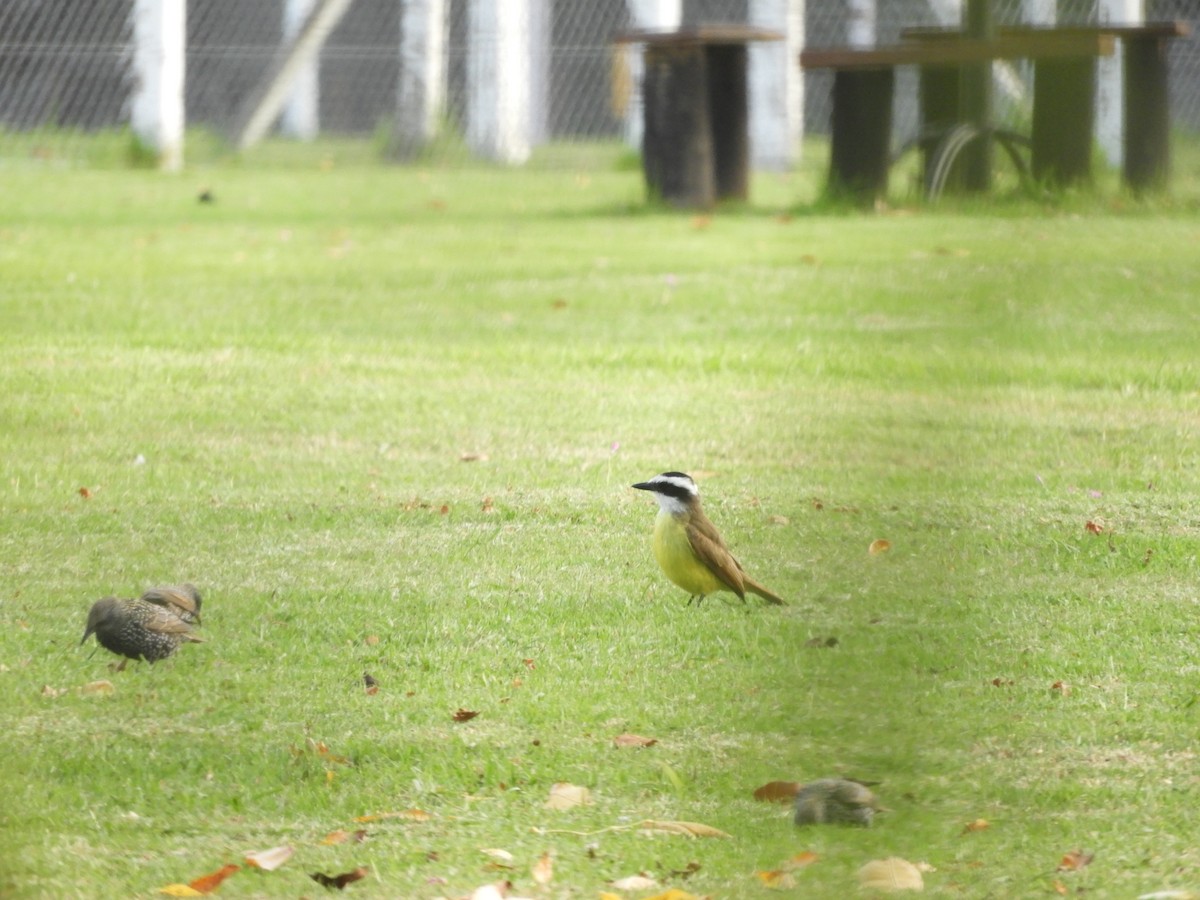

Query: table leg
<box><xmin>705</xmin><ymin>43</ymin><xmax>750</xmax><ymax>202</ymax></box>
<box><xmin>1032</xmin><ymin>56</ymin><xmax>1095</xmax><ymax>186</ymax></box>
<box><xmin>1123</xmin><ymin>35</ymin><xmax>1171</xmax><ymax>192</ymax></box>
<box><xmin>828</xmin><ymin>67</ymin><xmax>894</xmax><ymax>204</ymax></box>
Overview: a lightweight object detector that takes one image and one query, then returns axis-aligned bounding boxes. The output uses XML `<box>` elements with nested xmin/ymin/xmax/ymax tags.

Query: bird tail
<box><xmin>744</xmin><ymin>575</ymin><xmax>786</xmax><ymax>606</ymax></box>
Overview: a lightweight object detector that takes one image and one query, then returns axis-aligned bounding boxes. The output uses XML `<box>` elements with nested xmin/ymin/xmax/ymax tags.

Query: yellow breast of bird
<box><xmin>652</xmin><ymin>510</ymin><xmax>726</xmax><ymax>596</ymax></box>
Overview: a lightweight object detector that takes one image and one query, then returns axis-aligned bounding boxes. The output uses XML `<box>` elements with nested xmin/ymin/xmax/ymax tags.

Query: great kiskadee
<box><xmin>632</xmin><ymin>472</ymin><xmax>786</xmax><ymax>606</ymax></box>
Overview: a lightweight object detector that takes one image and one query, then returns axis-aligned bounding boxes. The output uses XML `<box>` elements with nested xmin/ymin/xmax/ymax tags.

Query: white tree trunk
<box><xmin>130</xmin><ymin>0</ymin><xmax>185</xmax><ymax>170</ymax></box>
<box><xmin>281</xmin><ymin>0</ymin><xmax>320</xmax><ymax>140</ymax></box>
<box><xmin>395</xmin><ymin>0</ymin><xmax>448</xmax><ymax>155</ymax></box>
<box><xmin>467</xmin><ymin>0</ymin><xmax>548</xmax><ymax>164</ymax></box>
<box><xmin>749</xmin><ymin>0</ymin><xmax>804</xmax><ymax>170</ymax></box>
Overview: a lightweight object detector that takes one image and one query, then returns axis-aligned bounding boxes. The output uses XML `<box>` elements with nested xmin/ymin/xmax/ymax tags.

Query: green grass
<box><xmin>2</xmin><ymin>147</ymin><xmax>1200</xmax><ymax>899</ymax></box>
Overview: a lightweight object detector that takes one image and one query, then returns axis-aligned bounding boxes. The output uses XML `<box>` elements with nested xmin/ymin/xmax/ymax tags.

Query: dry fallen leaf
<box><xmin>531</xmin><ymin>851</ymin><xmax>553</xmax><ymax>885</ymax></box>
<box><xmin>354</xmin><ymin>808</ymin><xmax>429</xmax><ymax>823</ymax></box>
<box><xmin>158</xmin><ymin>886</ymin><xmax>203</xmax><ymax>897</ymax></box>
<box><xmin>363</xmin><ymin>673</ymin><xmax>379</xmax><ymax>695</ymax></box>
<box><xmin>869</xmin><ymin>538</ymin><xmax>892</xmax><ymax>555</ymax></box>
<box><xmin>460</xmin><ymin>451</ymin><xmax>489</xmax><ymax>463</ymax></box>
<box><xmin>639</xmin><ymin>819</ymin><xmax>731</xmax><ymax>838</ymax></box>
<box><xmin>610</xmin><ymin>874</ymin><xmax>659</xmax><ymax>890</ymax></box>
<box><xmin>80</xmin><ymin>680</ymin><xmax>115</xmax><ymax>696</ymax></box>
<box><xmin>1085</xmin><ymin>520</ymin><xmax>1105</xmax><ymax>534</ymax></box>
<box><xmin>1052</xmin><ymin>880</ymin><xmax>1069</xmax><ymax>896</ymax></box>
<box><xmin>453</xmin><ymin>708</ymin><xmax>480</xmax><ymax>723</ymax></box>
<box><xmin>752</xmin><ymin>780</ymin><xmax>802</xmax><ymax>803</ymax></box>
<box><xmin>961</xmin><ymin>818</ymin><xmax>990</xmax><ymax>834</ymax></box>
<box><xmin>245</xmin><ymin>845</ymin><xmax>293</xmax><ymax>871</ymax></box>
<box><xmin>40</xmin><ymin>684</ymin><xmax>66</xmax><ymax>698</ymax></box>
<box><xmin>784</xmin><ymin>851</ymin><xmax>819</xmax><ymax>870</ymax></box>
<box><xmin>186</xmin><ymin>863</ymin><xmax>240</xmax><ymax>894</ymax></box>
<box><xmin>467</xmin><ymin>881</ymin><xmax>516</xmax><ymax>900</ymax></box>
<box><xmin>613</xmin><ymin>733</ymin><xmax>658</xmax><ymax>749</ymax></box>
<box><xmin>544</xmin><ymin>782</ymin><xmax>591</xmax><ymax>810</ymax></box>
<box><xmin>1051</xmin><ymin>680</ymin><xmax>1071</xmax><ymax>697</ymax></box>
<box><xmin>305</xmin><ymin>738</ymin><xmax>352</xmax><ymax>766</ymax></box>
<box><xmin>858</xmin><ymin>857</ymin><xmax>924</xmax><ymax>892</ymax></box>
<box><xmin>643</xmin><ymin>890</ymin><xmax>703</xmax><ymax>900</ymax></box>
<box><xmin>481</xmin><ymin>848</ymin><xmax>515</xmax><ymax>864</ymax></box>
<box><xmin>78</xmin><ymin>486</ymin><xmax>92</xmax><ymax>499</ymax></box>
<box><xmin>1057</xmin><ymin>849</ymin><xmax>1095</xmax><ymax>872</ymax></box>
<box><xmin>309</xmin><ymin>866</ymin><xmax>368</xmax><ymax>890</ymax></box>
<box><xmin>756</xmin><ymin>870</ymin><xmax>797</xmax><ymax>889</ymax></box>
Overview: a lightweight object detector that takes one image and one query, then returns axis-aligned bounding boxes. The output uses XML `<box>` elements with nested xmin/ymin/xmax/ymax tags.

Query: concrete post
<box><xmin>1097</xmin><ymin>0</ymin><xmax>1143</xmax><ymax>167</ymax></box>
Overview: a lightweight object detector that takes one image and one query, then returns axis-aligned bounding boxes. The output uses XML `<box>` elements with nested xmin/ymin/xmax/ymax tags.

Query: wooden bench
<box><xmin>800</xmin><ymin>31</ymin><xmax>1118</xmax><ymax>202</ymax></box>
<box><xmin>802</xmin><ymin>22</ymin><xmax>1190</xmax><ymax>203</ymax></box>
<box><xmin>902</xmin><ymin>23</ymin><xmax>1192</xmax><ymax>192</ymax></box>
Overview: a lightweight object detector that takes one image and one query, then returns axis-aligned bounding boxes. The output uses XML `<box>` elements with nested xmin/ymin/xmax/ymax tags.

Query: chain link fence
<box><xmin>0</xmin><ymin>0</ymin><xmax>1196</xmax><ymax>168</ymax></box>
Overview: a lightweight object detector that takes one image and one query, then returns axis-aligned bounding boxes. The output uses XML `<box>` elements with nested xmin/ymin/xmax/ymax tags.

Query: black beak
<box><xmin>631</xmin><ymin>482</ymin><xmax>654</xmax><ymax>491</ymax></box>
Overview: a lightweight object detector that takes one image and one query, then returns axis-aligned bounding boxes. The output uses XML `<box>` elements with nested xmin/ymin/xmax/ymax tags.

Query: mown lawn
<box><xmin>1</xmin><ymin>149</ymin><xmax>1199</xmax><ymax>898</ymax></box>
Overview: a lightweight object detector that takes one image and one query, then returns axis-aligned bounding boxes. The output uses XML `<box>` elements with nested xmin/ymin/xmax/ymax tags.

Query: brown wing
<box><xmin>686</xmin><ymin>509</ymin><xmax>747</xmax><ymax>598</ymax></box>
<box><xmin>142</xmin><ymin>603</ymin><xmax>204</xmax><ymax>640</ymax></box>
<box><xmin>689</xmin><ymin>507</ymin><xmax>787</xmax><ymax>605</ymax></box>
<box><xmin>141</xmin><ymin>586</ymin><xmax>199</xmax><ymax>620</ymax></box>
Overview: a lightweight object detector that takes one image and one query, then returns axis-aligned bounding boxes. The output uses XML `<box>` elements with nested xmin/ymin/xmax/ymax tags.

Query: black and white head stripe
<box><xmin>632</xmin><ymin>472</ymin><xmax>699</xmax><ymax>500</ymax></box>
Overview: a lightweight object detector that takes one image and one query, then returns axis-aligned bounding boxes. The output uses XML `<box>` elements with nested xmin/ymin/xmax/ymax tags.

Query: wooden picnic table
<box><xmin>800</xmin><ymin>21</ymin><xmax>1190</xmax><ymax>203</ymax></box>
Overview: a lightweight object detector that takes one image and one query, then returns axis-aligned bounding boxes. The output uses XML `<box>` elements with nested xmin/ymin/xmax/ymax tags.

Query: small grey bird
<box><xmin>139</xmin><ymin>584</ymin><xmax>202</xmax><ymax>625</ymax></box>
<box><xmin>81</xmin><ymin>596</ymin><xmax>204</xmax><ymax>665</ymax></box>
<box><xmin>793</xmin><ymin>778</ymin><xmax>880</xmax><ymax>827</ymax></box>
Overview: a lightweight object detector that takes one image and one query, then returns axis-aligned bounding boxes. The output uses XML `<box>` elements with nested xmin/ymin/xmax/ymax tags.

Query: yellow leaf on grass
<box><xmin>644</xmin><ymin>890</ymin><xmax>702</xmax><ymax>900</ymax></box>
<box><xmin>244</xmin><ymin>845</ymin><xmax>293</xmax><ymax>871</ymax></box>
<box><xmin>858</xmin><ymin>857</ymin><xmax>924</xmax><ymax>892</ymax></box>
<box><xmin>481</xmin><ymin>848</ymin><xmax>514</xmax><ymax>864</ymax></box>
<box><xmin>639</xmin><ymin>819</ymin><xmax>731</xmax><ymax>838</ymax></box>
<box><xmin>961</xmin><ymin>818</ymin><xmax>990</xmax><ymax>834</ymax></box>
<box><xmin>158</xmin><ymin>886</ymin><xmax>203</xmax><ymax>897</ymax></box>
<box><xmin>186</xmin><ymin>863</ymin><xmax>240</xmax><ymax>894</ymax></box>
<box><xmin>545</xmin><ymin>782</ymin><xmax>591</xmax><ymax>810</ymax></box>
<box><xmin>532</xmin><ymin>851</ymin><xmax>553</xmax><ymax>885</ymax></box>
<box><xmin>869</xmin><ymin>539</ymin><xmax>892</xmax><ymax>555</ymax></box>
<box><xmin>599</xmin><ymin>894</ymin><xmax>624</xmax><ymax>900</ymax></box>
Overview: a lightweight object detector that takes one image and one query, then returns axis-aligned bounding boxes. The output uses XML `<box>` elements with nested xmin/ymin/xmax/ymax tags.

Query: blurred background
<box><xmin>0</xmin><ymin>0</ymin><xmax>1196</xmax><ymax>170</ymax></box>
